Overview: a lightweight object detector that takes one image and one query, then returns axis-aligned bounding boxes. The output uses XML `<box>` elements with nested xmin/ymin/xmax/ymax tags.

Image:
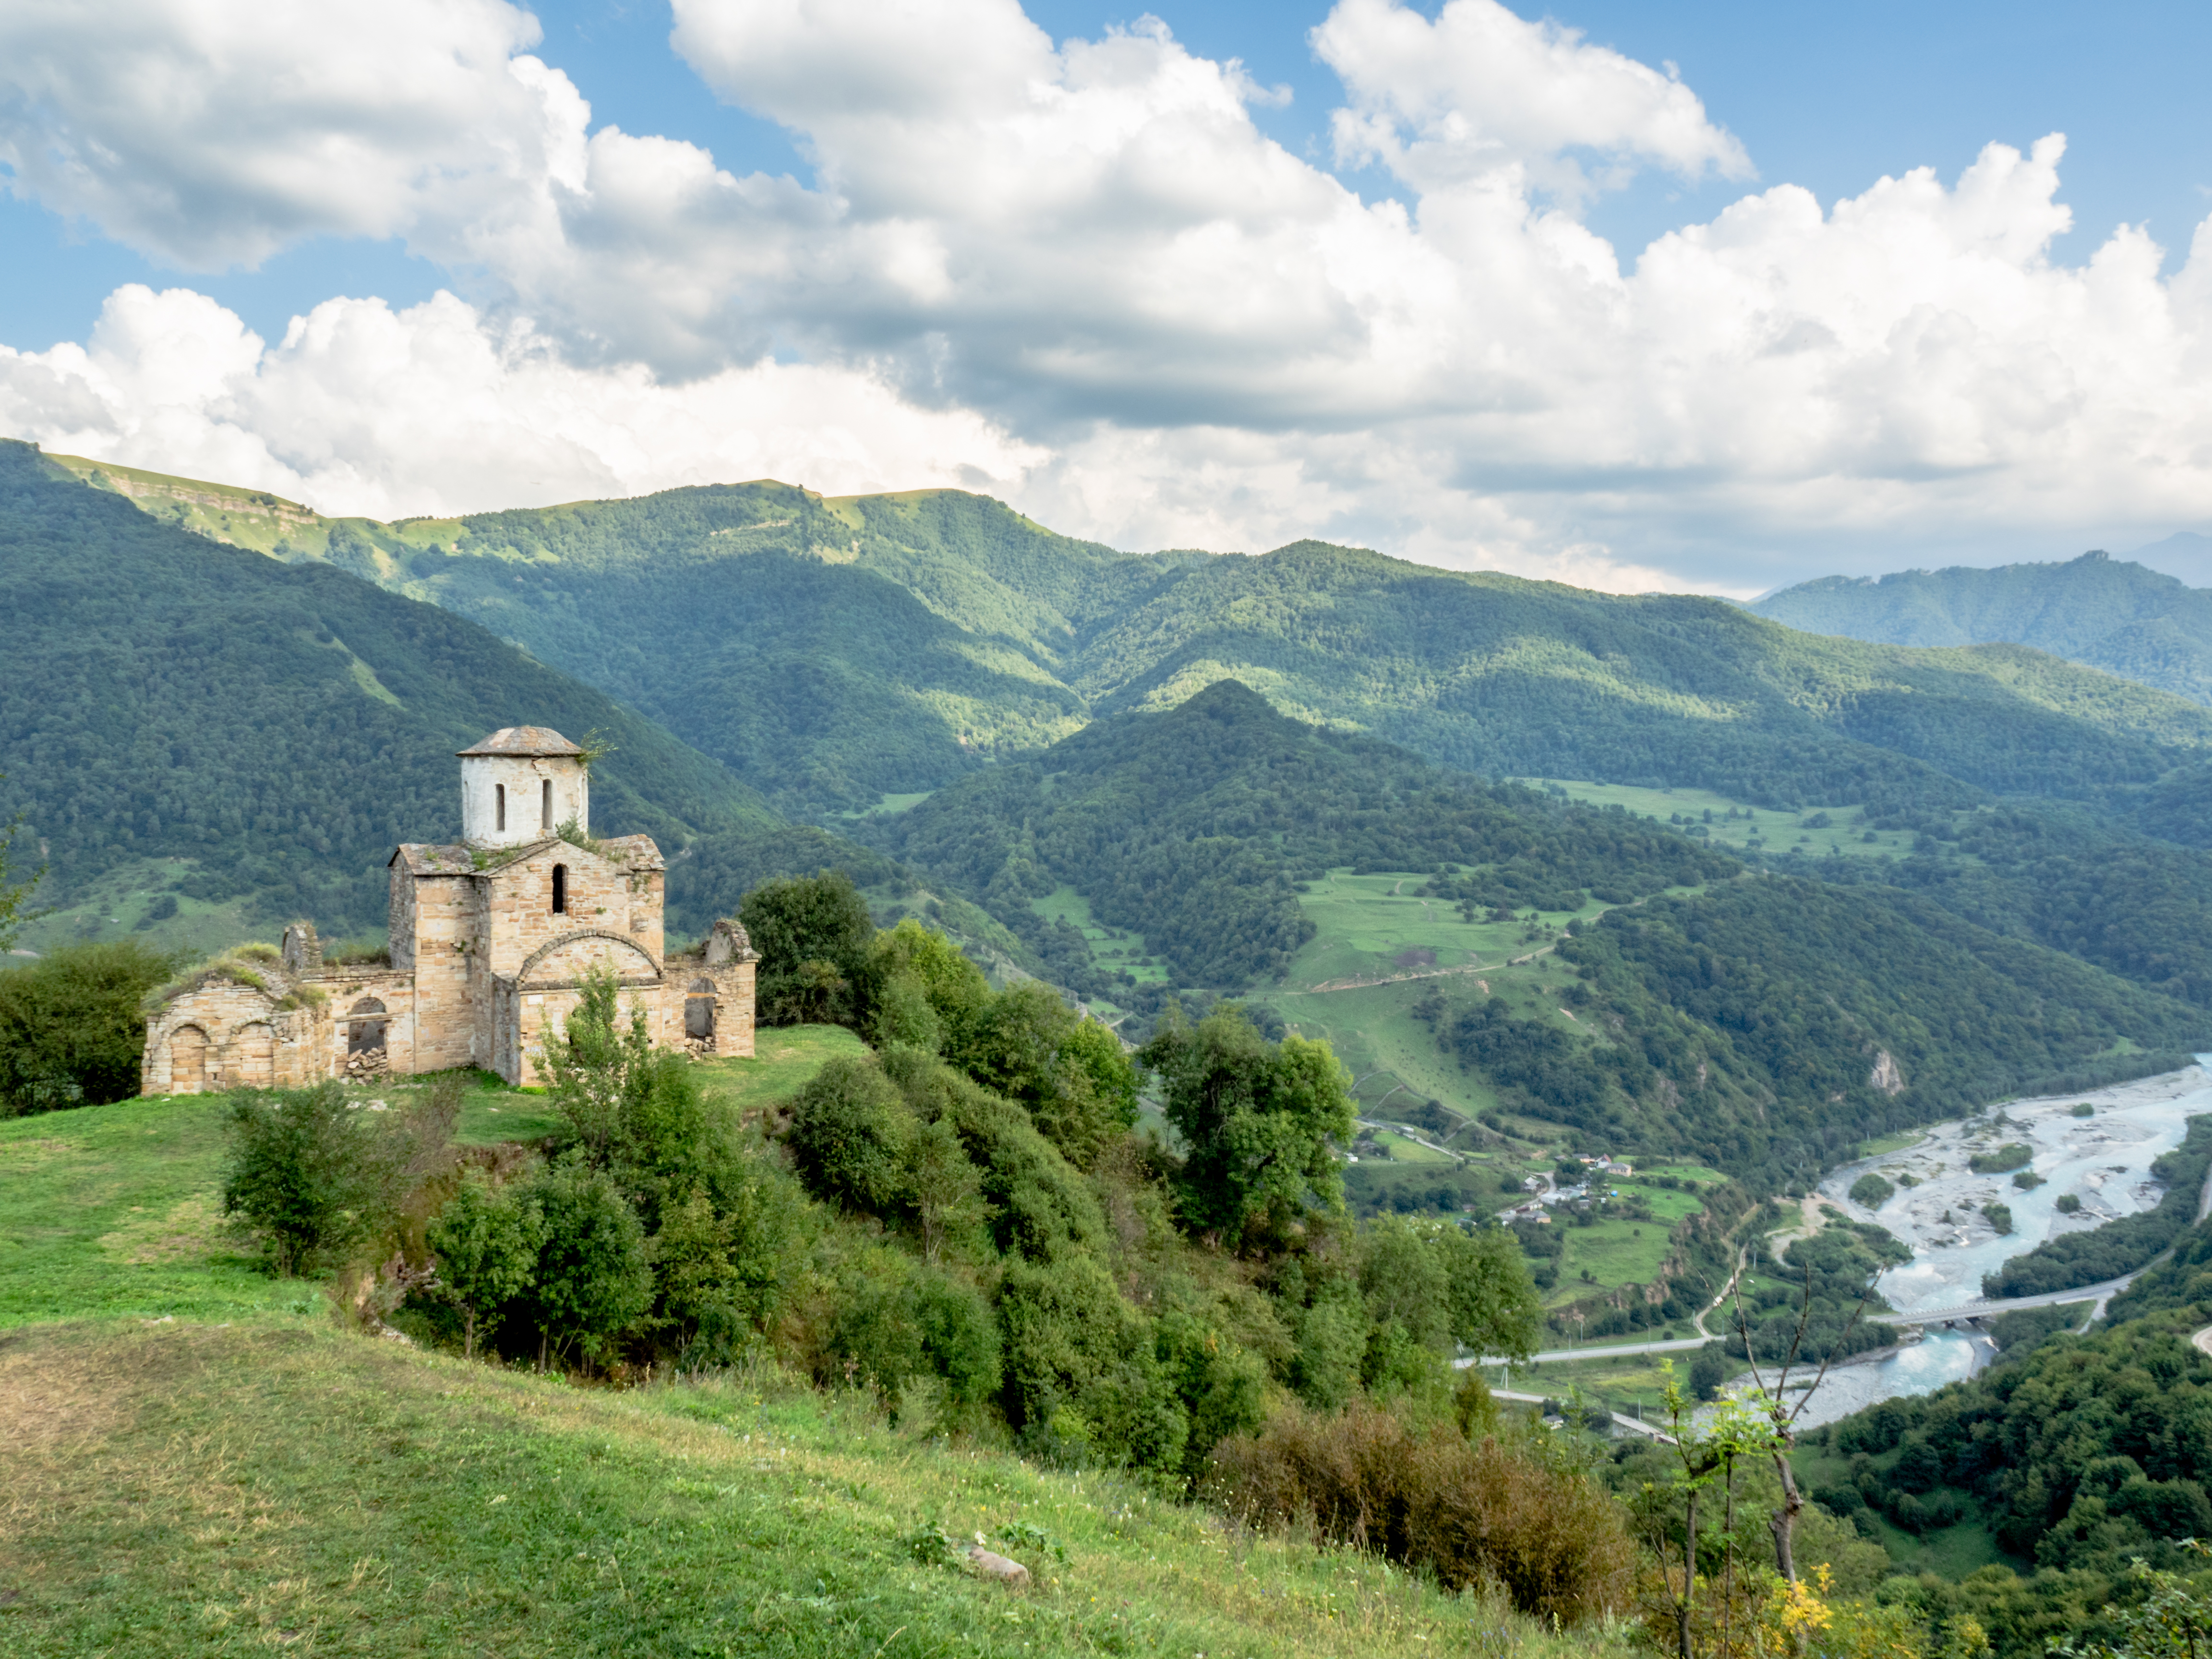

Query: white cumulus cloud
<box><xmin>0</xmin><ymin>285</ymin><xmax>1046</xmax><ymax>522</ymax></box>
<box><xmin>0</xmin><ymin>0</ymin><xmax>2210</xmax><ymax>591</ymax></box>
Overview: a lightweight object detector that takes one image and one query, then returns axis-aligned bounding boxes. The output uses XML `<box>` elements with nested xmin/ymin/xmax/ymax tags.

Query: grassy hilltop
<box><xmin>0</xmin><ymin>1036</ymin><xmax>1621</xmax><ymax>1659</ymax></box>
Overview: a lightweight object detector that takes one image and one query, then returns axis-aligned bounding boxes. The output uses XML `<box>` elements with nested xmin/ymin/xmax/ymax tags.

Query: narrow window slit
<box><xmin>552</xmin><ymin>863</ymin><xmax>567</xmax><ymax>914</ymax></box>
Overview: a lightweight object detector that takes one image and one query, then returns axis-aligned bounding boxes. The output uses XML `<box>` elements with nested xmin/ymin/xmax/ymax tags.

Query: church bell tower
<box><xmin>457</xmin><ymin>726</ymin><xmax>590</xmax><ymax>847</ymax></box>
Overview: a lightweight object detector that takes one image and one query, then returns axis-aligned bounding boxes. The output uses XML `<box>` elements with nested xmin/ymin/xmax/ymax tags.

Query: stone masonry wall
<box><xmin>142</xmin><ymin>983</ymin><xmax>330</xmax><ymax>1095</ymax></box>
<box><xmin>319</xmin><ymin>967</ymin><xmax>416</xmax><ymax>1082</ymax></box>
<box><xmin>459</xmin><ymin>754</ymin><xmax>589</xmax><ymax>848</ymax></box>
<box><xmin>404</xmin><ymin>874</ymin><xmax>477</xmax><ymax>1072</ymax></box>
<box><xmin>480</xmin><ymin>843</ymin><xmax>658</xmax><ymax>982</ymax></box>
<box><xmin>670</xmin><ymin>957</ymin><xmax>756</xmax><ymax>1059</ymax></box>
<box><xmin>505</xmin><ymin>980</ymin><xmax>673</xmax><ymax>1088</ymax></box>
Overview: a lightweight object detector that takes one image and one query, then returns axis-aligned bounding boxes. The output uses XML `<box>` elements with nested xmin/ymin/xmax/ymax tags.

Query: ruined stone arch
<box><xmin>685</xmin><ymin>976</ymin><xmax>716</xmax><ymax>1040</ymax></box>
<box><xmin>348</xmin><ymin>996</ymin><xmax>388</xmax><ymax>1055</ymax></box>
<box><xmin>515</xmin><ymin>929</ymin><xmax>661</xmax><ymax>988</ymax></box>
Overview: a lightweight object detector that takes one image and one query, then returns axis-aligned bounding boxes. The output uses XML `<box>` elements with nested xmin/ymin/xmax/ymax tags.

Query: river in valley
<box><xmin>1743</xmin><ymin>1058</ymin><xmax>2212</xmax><ymax>1430</ymax></box>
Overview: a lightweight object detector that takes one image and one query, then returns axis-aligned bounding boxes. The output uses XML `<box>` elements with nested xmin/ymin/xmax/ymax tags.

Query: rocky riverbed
<box><xmin>1824</xmin><ymin>1062</ymin><xmax>2211</xmax><ymax>1315</ymax></box>
<box><xmin>1712</xmin><ymin>1060</ymin><xmax>2212</xmax><ymax>1429</ymax></box>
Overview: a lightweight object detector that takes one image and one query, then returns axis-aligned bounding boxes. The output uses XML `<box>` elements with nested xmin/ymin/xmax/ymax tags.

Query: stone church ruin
<box><xmin>142</xmin><ymin>726</ymin><xmax>756</xmax><ymax>1094</ymax></box>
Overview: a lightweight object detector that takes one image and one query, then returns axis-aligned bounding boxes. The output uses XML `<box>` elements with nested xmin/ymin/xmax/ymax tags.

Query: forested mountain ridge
<box><xmin>49</xmin><ymin>450</ymin><xmax>2212</xmax><ymax>819</ymax></box>
<box><xmin>1061</xmin><ymin>539</ymin><xmax>2212</xmax><ymax>807</ymax></box>
<box><xmin>1752</xmin><ymin>551</ymin><xmax>2212</xmax><ymax>707</ymax></box>
<box><xmin>858</xmin><ymin>680</ymin><xmax>2207</xmax><ymax>1185</ymax></box>
<box><xmin>857</xmin><ymin>678</ymin><xmax>1734</xmax><ymax>989</ymax></box>
<box><xmin>0</xmin><ymin>441</ymin><xmax>775</xmax><ymax>939</ymax></box>
<box><xmin>35</xmin><ymin>443</ymin><xmax>2212</xmax><ymax>1043</ymax></box>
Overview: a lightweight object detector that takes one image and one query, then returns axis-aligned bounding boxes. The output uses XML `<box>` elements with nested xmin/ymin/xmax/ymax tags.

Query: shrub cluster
<box><xmin>0</xmin><ymin>940</ymin><xmax>180</xmax><ymax>1115</ymax></box>
<box><xmin>223</xmin><ymin>1076</ymin><xmax>459</xmax><ymax>1276</ymax></box>
<box><xmin>1205</xmin><ymin>1400</ymin><xmax>1635</xmax><ymax>1623</ymax></box>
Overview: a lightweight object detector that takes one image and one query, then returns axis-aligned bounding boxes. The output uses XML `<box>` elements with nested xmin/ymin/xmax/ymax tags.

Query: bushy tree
<box><xmin>1849</xmin><ymin>1172</ymin><xmax>1895</xmax><ymax>1207</ymax></box>
<box><xmin>741</xmin><ymin>870</ymin><xmax>878</xmax><ymax>1028</ymax></box>
<box><xmin>1438</xmin><ymin>1221</ymin><xmax>1545</xmax><ymax>1361</ymax></box>
<box><xmin>996</xmin><ymin>1252</ymin><xmax>1188</xmax><ymax>1477</ymax></box>
<box><xmin>527</xmin><ymin>1162</ymin><xmax>653</xmax><ymax>1369</ymax></box>
<box><xmin>1139</xmin><ymin>1005</ymin><xmax>1355</xmax><ymax>1241</ymax></box>
<box><xmin>538</xmin><ymin>966</ymin><xmax>725</xmax><ymax>1199</ymax></box>
<box><xmin>907</xmin><ymin>1113</ymin><xmax>983</xmax><ymax>1262</ymax></box>
<box><xmin>0</xmin><ymin>940</ymin><xmax>180</xmax><ymax>1115</ymax></box>
<box><xmin>822</xmin><ymin>1251</ymin><xmax>1002</xmax><ymax>1419</ymax></box>
<box><xmin>222</xmin><ymin>1082</ymin><xmax>414</xmax><ymax>1275</ymax></box>
<box><xmin>427</xmin><ymin>1174</ymin><xmax>543</xmax><ymax>1358</ymax></box>
<box><xmin>532</xmin><ymin>966</ymin><xmax>813</xmax><ymax>1358</ymax></box>
<box><xmin>1156</xmin><ymin>1307</ymin><xmax>1268</xmax><ymax>1479</ymax></box>
<box><xmin>871</xmin><ymin>917</ymin><xmax>991</xmax><ymax>1049</ymax></box>
<box><xmin>785</xmin><ymin>1055</ymin><xmax>915</xmax><ymax>1215</ymax></box>
<box><xmin>1287</xmin><ymin>1279</ymin><xmax>1366</xmax><ymax>1411</ymax></box>
<box><xmin>954</xmin><ymin>980</ymin><xmax>1139</xmax><ymax>1167</ymax></box>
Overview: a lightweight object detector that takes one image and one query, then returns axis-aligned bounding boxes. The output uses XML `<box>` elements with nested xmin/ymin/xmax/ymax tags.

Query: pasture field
<box><xmin>1285</xmin><ymin>869</ymin><xmax>1604</xmax><ymax>992</ymax></box>
<box><xmin>1030</xmin><ymin>885</ymin><xmax>1172</xmax><ymax>998</ymax></box>
<box><xmin>1366</xmin><ymin>1129</ymin><xmax>1454</xmax><ymax>1165</ymax></box>
<box><xmin>1494</xmin><ymin>1350</ymin><xmax>1702</xmax><ymax>1416</ymax></box>
<box><xmin>9</xmin><ymin>854</ymin><xmax>264</xmax><ymax>962</ymax></box>
<box><xmin>1271</xmin><ymin>870</ymin><xmax>1608</xmax><ymax>1143</ymax></box>
<box><xmin>1518</xmin><ymin>779</ymin><xmax>1919</xmax><ymax>862</ymax></box>
<box><xmin>1273</xmin><ymin>869</ymin><xmax>1709</xmax><ymax>1132</ymax></box>
<box><xmin>1275</xmin><ymin>978</ymin><xmax>1493</xmax><ymax>1126</ymax></box>
<box><xmin>1543</xmin><ymin>1211</ymin><xmax>1687</xmax><ymax>1310</ymax></box>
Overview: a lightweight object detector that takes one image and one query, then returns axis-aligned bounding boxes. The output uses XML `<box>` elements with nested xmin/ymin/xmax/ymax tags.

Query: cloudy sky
<box><xmin>3</xmin><ymin>0</ymin><xmax>2209</xmax><ymax>595</ymax></box>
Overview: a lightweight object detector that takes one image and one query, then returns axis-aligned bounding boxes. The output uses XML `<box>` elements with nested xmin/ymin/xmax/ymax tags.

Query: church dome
<box><xmin>456</xmin><ymin>726</ymin><xmax>584</xmax><ymax>758</ymax></box>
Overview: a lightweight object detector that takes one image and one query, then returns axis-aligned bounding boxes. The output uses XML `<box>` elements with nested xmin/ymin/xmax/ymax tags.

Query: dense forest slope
<box><xmin>1752</xmin><ymin>552</ymin><xmax>2212</xmax><ymax>707</ymax></box>
<box><xmin>859</xmin><ymin>679</ymin><xmax>1732</xmax><ymax>987</ymax></box>
<box><xmin>49</xmin><ymin>452</ymin><xmax>2212</xmax><ymax>818</ymax></box>
<box><xmin>859</xmin><ymin>682</ymin><xmax>2207</xmax><ymax>1185</ymax></box>
<box><xmin>0</xmin><ymin>442</ymin><xmax>773</xmax><ymax>936</ymax></box>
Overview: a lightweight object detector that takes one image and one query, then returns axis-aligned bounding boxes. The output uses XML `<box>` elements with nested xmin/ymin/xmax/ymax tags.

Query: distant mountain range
<box><xmin>1752</xmin><ymin>548</ymin><xmax>2212</xmax><ymax>707</ymax></box>
<box><xmin>41</xmin><ymin>449</ymin><xmax>2212</xmax><ymax>820</ymax></box>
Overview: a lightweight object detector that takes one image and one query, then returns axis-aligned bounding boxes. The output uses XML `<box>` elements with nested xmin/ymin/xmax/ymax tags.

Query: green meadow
<box><xmin>1521</xmin><ymin>779</ymin><xmax>1920</xmax><ymax>862</ymax></box>
<box><xmin>0</xmin><ymin>1029</ymin><xmax>867</xmax><ymax>1332</ymax></box>
<box><xmin>1030</xmin><ymin>885</ymin><xmax>1172</xmax><ymax>998</ymax></box>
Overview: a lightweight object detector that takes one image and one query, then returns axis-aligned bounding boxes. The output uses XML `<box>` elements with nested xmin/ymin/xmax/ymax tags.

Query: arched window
<box><xmin>541</xmin><ymin>778</ymin><xmax>553</xmax><ymax>831</ymax></box>
<box><xmin>348</xmin><ymin>996</ymin><xmax>388</xmax><ymax>1055</ymax></box>
<box><xmin>495</xmin><ymin>782</ymin><xmax>506</xmax><ymax>832</ymax></box>
<box><xmin>552</xmin><ymin>863</ymin><xmax>567</xmax><ymax>914</ymax></box>
<box><xmin>685</xmin><ymin>976</ymin><xmax>716</xmax><ymax>1039</ymax></box>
